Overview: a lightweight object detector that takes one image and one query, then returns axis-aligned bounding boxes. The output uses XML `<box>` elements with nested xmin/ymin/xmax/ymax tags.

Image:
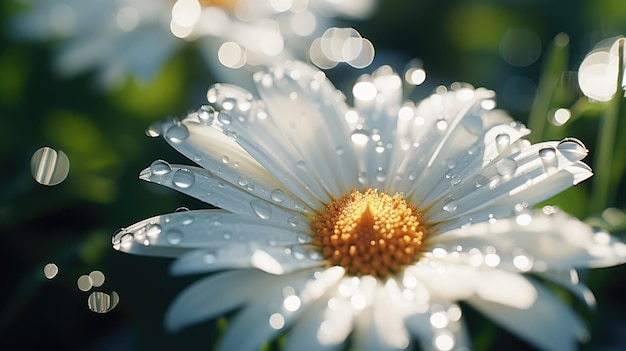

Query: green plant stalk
<box><xmin>527</xmin><ymin>34</ymin><xmax>569</xmax><ymax>142</ymax></box>
<box><xmin>590</xmin><ymin>39</ymin><xmax>623</xmax><ymax>214</ymax></box>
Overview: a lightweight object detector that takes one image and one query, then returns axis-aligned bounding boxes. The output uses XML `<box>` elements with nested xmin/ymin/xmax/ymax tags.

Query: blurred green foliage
<box><xmin>2</xmin><ymin>0</ymin><xmax>626</xmax><ymax>350</ymax></box>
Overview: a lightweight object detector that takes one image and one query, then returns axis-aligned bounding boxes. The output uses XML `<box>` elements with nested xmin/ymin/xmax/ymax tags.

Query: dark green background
<box><xmin>2</xmin><ymin>0</ymin><xmax>626</xmax><ymax>350</ymax></box>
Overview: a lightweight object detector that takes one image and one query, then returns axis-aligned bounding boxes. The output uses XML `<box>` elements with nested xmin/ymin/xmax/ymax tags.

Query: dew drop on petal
<box><xmin>287</xmin><ymin>216</ymin><xmax>299</xmax><ymax>227</ymax></box>
<box><xmin>165</xmin><ymin>124</ymin><xmax>190</xmax><ymax>143</ymax></box>
<box><xmin>43</xmin><ymin>263</ymin><xmax>59</xmax><ymax>279</ymax></box>
<box><xmin>442</xmin><ymin>199</ymin><xmax>459</xmax><ymax>212</ymax></box>
<box><xmin>173</xmin><ymin>169</ymin><xmax>195</xmax><ymax>188</ymax></box>
<box><xmin>270</xmin><ymin>189</ymin><xmax>285</xmax><ymax>203</ymax></box>
<box><xmin>435</xmin><ymin>119</ymin><xmax>448</xmax><ymax>131</ymax></box>
<box><xmin>145</xmin><ymin>123</ymin><xmax>161</xmax><ymax>137</ymax></box>
<box><xmin>218</xmin><ymin>112</ymin><xmax>233</xmax><ymax>124</ymax></box>
<box><xmin>150</xmin><ymin>160</ymin><xmax>172</xmax><ymax>176</ymax></box>
<box><xmin>197</xmin><ymin>105</ymin><xmax>216</xmax><ymax>125</ymax></box>
<box><xmin>30</xmin><ymin>147</ymin><xmax>70</xmax><ymax>186</ymax></box>
<box><xmin>166</xmin><ymin>229</ymin><xmax>184</xmax><ymax>245</ymax></box>
<box><xmin>350</xmin><ymin>129</ymin><xmax>370</xmax><ymax>144</ymax></box>
<box><xmin>539</xmin><ymin>147</ymin><xmax>558</xmax><ymax>172</ymax></box>
<box><xmin>145</xmin><ymin>223</ymin><xmax>162</xmax><ymax>237</ymax></box>
<box><xmin>297</xmin><ymin>232</ymin><xmax>311</xmax><ymax>243</ymax></box>
<box><xmin>556</xmin><ymin>137</ymin><xmax>588</xmax><ymax>162</ymax></box>
<box><xmin>203</xmin><ymin>250</ymin><xmax>217</xmax><ymax>264</ymax></box>
<box><xmin>250</xmin><ymin>199</ymin><xmax>272</xmax><ymax>219</ymax></box>
<box><xmin>495</xmin><ymin>133</ymin><xmax>511</xmax><ymax>152</ymax></box>
<box><xmin>357</xmin><ymin>171</ymin><xmax>367</xmax><ymax>184</ymax></box>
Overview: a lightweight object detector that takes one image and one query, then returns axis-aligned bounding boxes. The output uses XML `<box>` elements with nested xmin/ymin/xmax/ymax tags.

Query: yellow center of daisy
<box><xmin>311</xmin><ymin>189</ymin><xmax>428</xmax><ymax>278</ymax></box>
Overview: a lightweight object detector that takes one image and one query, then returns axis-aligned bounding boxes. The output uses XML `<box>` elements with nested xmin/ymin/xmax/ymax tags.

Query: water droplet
<box><xmin>461</xmin><ymin>114</ymin><xmax>483</xmax><ymax>135</ymax></box>
<box><xmin>145</xmin><ymin>123</ymin><xmax>161</xmax><ymax>137</ymax></box>
<box><xmin>203</xmin><ymin>250</ymin><xmax>217</xmax><ymax>264</ymax></box>
<box><xmin>150</xmin><ymin>160</ymin><xmax>171</xmax><ymax>176</ymax></box>
<box><xmin>166</xmin><ymin>124</ymin><xmax>189</xmax><ymax>143</ymax></box>
<box><xmin>436</xmin><ymin>119</ymin><xmax>448</xmax><ymax>131</ymax></box>
<box><xmin>442</xmin><ymin>198</ymin><xmax>459</xmax><ymax>212</ymax></box>
<box><xmin>88</xmin><ymin>291</ymin><xmax>120</xmax><ymax>313</ymax></box>
<box><xmin>539</xmin><ymin>147</ymin><xmax>558</xmax><ymax>172</ymax></box>
<box><xmin>173</xmin><ymin>169</ymin><xmax>195</xmax><ymax>188</ymax></box>
<box><xmin>495</xmin><ymin>133</ymin><xmax>510</xmax><ymax>152</ymax></box>
<box><xmin>197</xmin><ymin>105</ymin><xmax>216</xmax><ymax>125</ymax></box>
<box><xmin>192</xmin><ymin>152</ymin><xmax>202</xmax><ymax>162</ymax></box>
<box><xmin>336</xmin><ymin>147</ymin><xmax>345</xmax><ymax>155</ymax></box>
<box><xmin>357</xmin><ymin>171</ymin><xmax>367</xmax><ymax>184</ymax></box>
<box><xmin>222</xmin><ymin>97</ymin><xmax>237</xmax><ymax>111</ymax></box>
<box><xmin>350</xmin><ymin>129</ymin><xmax>370</xmax><ymax>145</ymax></box>
<box><xmin>237</xmin><ymin>176</ymin><xmax>249</xmax><ymax>187</ymax></box>
<box><xmin>287</xmin><ymin>216</ymin><xmax>299</xmax><ymax>227</ymax></box>
<box><xmin>30</xmin><ymin>147</ymin><xmax>70</xmax><ymax>186</ymax></box>
<box><xmin>223</xmin><ymin>232</ymin><xmax>232</xmax><ymax>240</ymax></box>
<box><xmin>166</xmin><ymin>229</ymin><xmax>184</xmax><ymax>245</ymax></box>
<box><xmin>145</xmin><ymin>223</ymin><xmax>162</xmax><ymax>237</ymax></box>
<box><xmin>450</xmin><ymin>174</ymin><xmax>462</xmax><ymax>185</ymax></box>
<box><xmin>250</xmin><ymin>200</ymin><xmax>272</xmax><ymax>219</ymax></box>
<box><xmin>471</xmin><ymin>175</ymin><xmax>486</xmax><ymax>187</ymax></box>
<box><xmin>443</xmin><ymin>158</ymin><xmax>456</xmax><ymax>169</ymax></box>
<box><xmin>297</xmin><ymin>232</ymin><xmax>311</xmax><ymax>243</ymax></box>
<box><xmin>218</xmin><ymin>111</ymin><xmax>232</xmax><ymax>124</ymax></box>
<box><xmin>270</xmin><ymin>189</ymin><xmax>285</xmax><ymax>203</ymax></box>
<box><xmin>291</xmin><ymin>245</ymin><xmax>306</xmax><ymax>260</ymax></box>
<box><xmin>496</xmin><ymin>157</ymin><xmax>517</xmax><ymax>176</ymax></box>
<box><xmin>220</xmin><ymin>155</ymin><xmax>229</xmax><ymax>164</ymax></box>
<box><xmin>376</xmin><ymin>168</ymin><xmax>387</xmax><ymax>182</ymax></box>
<box><xmin>557</xmin><ymin>137</ymin><xmax>588</xmax><ymax>162</ymax></box>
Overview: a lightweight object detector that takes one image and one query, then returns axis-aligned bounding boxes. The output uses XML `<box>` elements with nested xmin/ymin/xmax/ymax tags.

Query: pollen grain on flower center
<box><xmin>311</xmin><ymin>189</ymin><xmax>428</xmax><ymax>278</ymax></box>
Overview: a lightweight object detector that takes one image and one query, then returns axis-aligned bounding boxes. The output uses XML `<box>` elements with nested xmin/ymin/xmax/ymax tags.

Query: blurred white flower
<box><xmin>114</xmin><ymin>61</ymin><xmax>626</xmax><ymax>350</ymax></box>
<box><xmin>11</xmin><ymin>0</ymin><xmax>376</xmax><ymax>88</ymax></box>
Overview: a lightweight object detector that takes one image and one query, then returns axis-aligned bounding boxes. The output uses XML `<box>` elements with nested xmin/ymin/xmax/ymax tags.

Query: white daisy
<box><xmin>11</xmin><ymin>0</ymin><xmax>376</xmax><ymax>87</ymax></box>
<box><xmin>113</xmin><ymin>61</ymin><xmax>626</xmax><ymax>351</ymax></box>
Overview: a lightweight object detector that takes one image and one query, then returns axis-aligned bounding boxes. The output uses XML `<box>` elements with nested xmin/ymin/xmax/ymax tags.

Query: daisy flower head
<box><xmin>113</xmin><ymin>61</ymin><xmax>626</xmax><ymax>350</ymax></box>
<box><xmin>11</xmin><ymin>0</ymin><xmax>376</xmax><ymax>88</ymax></box>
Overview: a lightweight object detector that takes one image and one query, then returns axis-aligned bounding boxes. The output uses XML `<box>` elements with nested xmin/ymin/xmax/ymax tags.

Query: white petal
<box><xmin>160</xmin><ymin>115</ymin><xmax>320</xmax><ymax>213</ymax></box>
<box><xmin>389</xmin><ymin>88</ymin><xmax>519</xmax><ymax>193</ymax></box>
<box><xmin>404</xmin><ymin>302</ymin><xmax>471</xmax><ymax>351</ymax></box>
<box><xmin>165</xmin><ymin>269</ymin><xmax>272</xmax><ymax>332</ymax></box>
<box><xmin>353</xmin><ymin>281</ymin><xmax>412</xmax><ymax>351</ymax></box>
<box><xmin>112</xmin><ymin>210</ymin><xmax>310</xmax><ymax>257</ymax></box>
<box><xmin>284</xmin><ymin>267</ymin><xmax>347</xmax><ymax>351</ymax></box>
<box><xmin>171</xmin><ymin>245</ymin><xmax>323</xmax><ymax>276</ymax></box>
<box><xmin>415</xmin><ymin>122</ymin><xmax>529</xmax><ymax>206</ymax></box>
<box><xmin>426</xmin><ymin>140</ymin><xmax>593</xmax><ymax>228</ymax></box>
<box><xmin>254</xmin><ymin>61</ymin><xmax>358</xmax><ymax>197</ymax></box>
<box><xmin>539</xmin><ymin>270</ymin><xmax>597</xmax><ymax>307</ymax></box>
<box><xmin>217</xmin><ymin>269</ymin><xmax>315</xmax><ymax>351</ymax></box>
<box><xmin>466</xmin><ymin>277</ymin><xmax>587</xmax><ymax>351</ymax></box>
<box><xmin>140</xmin><ymin>162</ymin><xmax>312</xmax><ymax>226</ymax></box>
<box><xmin>410</xmin><ymin>261</ymin><xmax>538</xmax><ymax>309</ymax></box>
<box><xmin>431</xmin><ymin>210</ymin><xmax>626</xmax><ymax>270</ymax></box>
<box><xmin>203</xmin><ymin>83</ymin><xmax>334</xmax><ymax>208</ymax></box>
